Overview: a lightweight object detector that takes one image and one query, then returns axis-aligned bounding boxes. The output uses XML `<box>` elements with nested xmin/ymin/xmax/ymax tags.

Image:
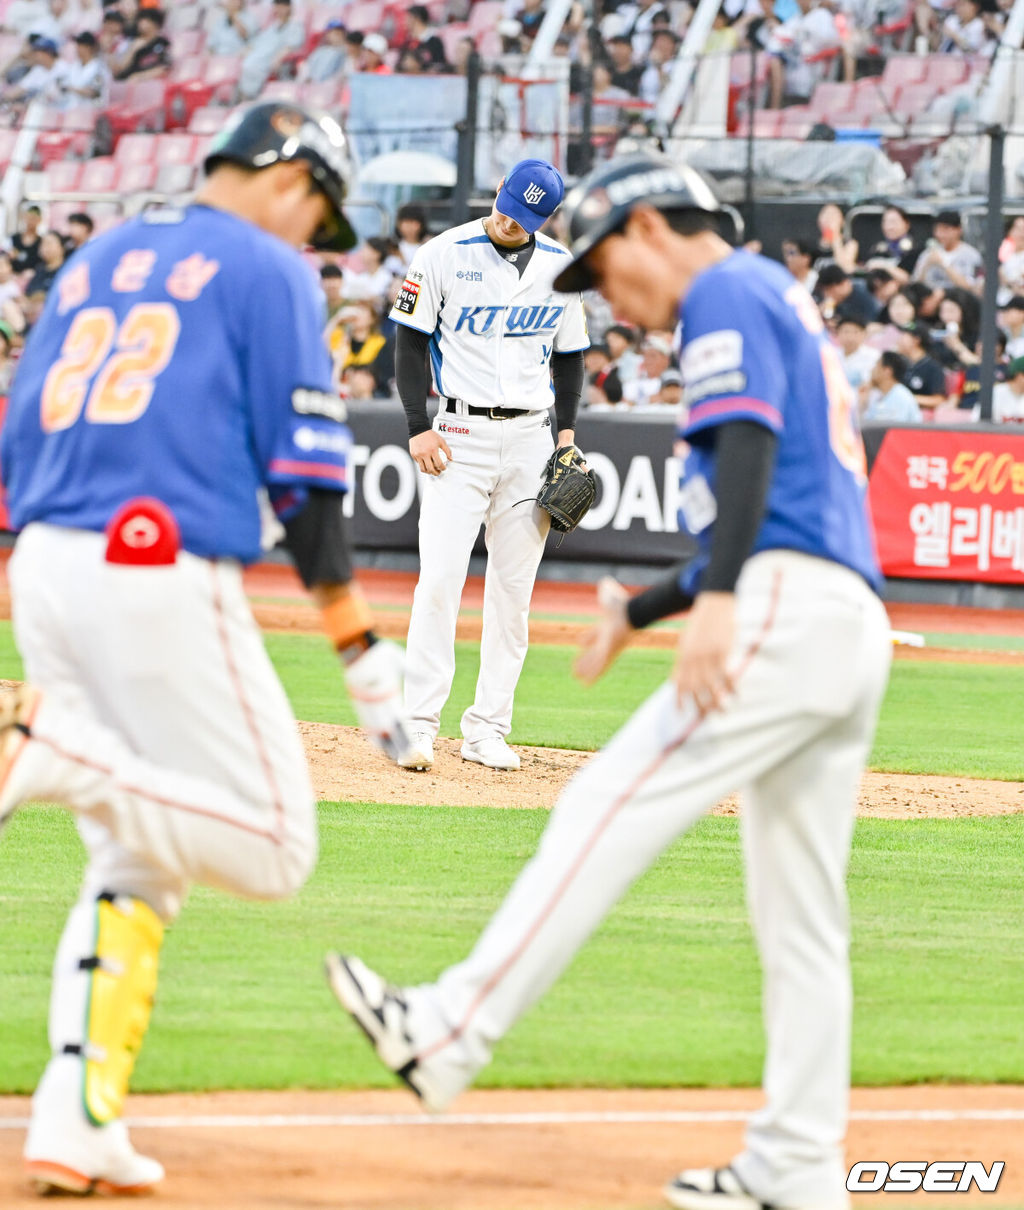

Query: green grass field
<box><xmin>0</xmin><ymin>619</ymin><xmax>1022</xmax><ymax>1095</ymax></box>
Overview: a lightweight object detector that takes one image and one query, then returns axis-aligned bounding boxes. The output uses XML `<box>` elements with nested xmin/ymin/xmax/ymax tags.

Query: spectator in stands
<box><xmin>0</xmin><ymin>320</ymin><xmax>16</xmax><ymax>394</ymax></box>
<box><xmin>10</xmin><ymin>204</ymin><xmax>43</xmax><ymax>275</ymax></box>
<box><xmin>1</xmin><ymin>31</ymin><xmax>41</xmax><ymax>88</ymax></box>
<box><xmin>613</xmin><ymin>0</ymin><xmax>671</xmax><ymax>58</ymax></box>
<box><xmin>869</xmin><ymin>285</ymin><xmax>920</xmax><ymax>350</ymax></box>
<box><xmin>816</xmin><ymin>202</ymin><xmax>859</xmax><ymax>274</ymax></box>
<box><xmin>623</xmin><ymin>331</ymin><xmax>673</xmax><ymax>407</ymax></box>
<box><xmin>65</xmin><ymin>211</ymin><xmax>94</xmax><ymax>254</ymax></box>
<box><xmin>999</xmin><ymin>295</ymin><xmax>1024</xmax><ymax>358</ymax></box>
<box><xmin>939</xmin><ymin>0</ymin><xmax>988</xmax><ymax>52</ymax></box>
<box><xmin>61</xmin><ymin>30</ymin><xmax>110</xmax><ymax>107</ymax></box>
<box><xmin>766</xmin><ymin>0</ymin><xmax>840</xmax><ymax>108</ymax></box>
<box><xmin>98</xmin><ymin>9</ymin><xmax>130</xmax><ymax>66</ymax></box>
<box><xmin>865</xmin><ymin>267</ymin><xmax>899</xmax><ymax>316</ymax></box>
<box><xmin>1</xmin><ymin>35</ymin><xmax>68</xmax><ymax>105</ymax></box>
<box><xmin>206</xmin><ymin>0</ymin><xmax>257</xmax><ymax>57</ymax></box>
<box><xmin>997</xmin><ymin>215</ymin><xmax>1024</xmax><ymax>305</ymax></box>
<box><xmin>327</xmin><ymin>300</ymin><xmax>395</xmax><ymax>397</ymax></box>
<box><xmin>343</xmin><ymin>237</ymin><xmax>396</xmax><ymax>308</ymax></box>
<box><xmin>0</xmin><ymin>252</ymin><xmax>23</xmax><ymax>310</ymax></box>
<box><xmin>991</xmin><ymin>356</ymin><xmax>1024</xmax><ymax>422</ymax></box>
<box><xmin>781</xmin><ymin>236</ymin><xmax>819</xmax><ymax>294</ymax></box>
<box><xmin>930</xmin><ymin>287</ymin><xmax>979</xmax><ymax>369</ymax></box>
<box><xmin>114</xmin><ymin>6</ymin><xmax>170</xmax><ymax>80</ymax></box>
<box><xmin>24</xmin><ymin>230</ymin><xmax>65</xmax><ymax>297</ymax></box>
<box><xmin>516</xmin><ymin>0</ymin><xmax>546</xmax><ymax>41</ymax></box>
<box><xmin>605</xmin><ymin>33</ymin><xmax>643</xmax><ymax>94</ymax></box>
<box><xmin>359</xmin><ymin>32</ymin><xmax>392</xmax><ymax>73</ymax></box>
<box><xmin>302</xmin><ymin>19</ymin><xmax>348</xmax><ymax>81</ymax></box>
<box><xmin>864</xmin><ymin>205</ymin><xmax>921</xmax><ymax>284</ymax></box>
<box><xmin>706</xmin><ymin>7</ymin><xmax>740</xmax><ymax>52</ymax></box>
<box><xmin>653</xmin><ymin>367</ymin><xmax>683</xmax><ymax>407</ymax></box>
<box><xmin>913</xmin><ymin>210</ymin><xmax>983</xmax><ymax>295</ymax></box>
<box><xmin>898</xmin><ymin>322</ymin><xmax>947</xmax><ymax>413</ymax></box>
<box><xmin>320</xmin><ymin>263</ymin><xmax>346</xmax><ymax>325</ymax></box>
<box><xmin>862</xmin><ymin>352</ymin><xmax>922</xmax><ymax>423</ymax></box>
<box><xmin>346</xmin><ymin>366</ymin><xmax>379</xmax><ymax>401</ymax></box>
<box><xmin>584</xmin><ymin>342</ymin><xmax>624</xmax><ymax>405</ymax></box>
<box><xmin>817</xmin><ymin>263</ymin><xmax>877</xmax><ymax>325</ymax></box>
<box><xmin>394</xmin><ymin>203</ymin><xmax>430</xmax><ymax>267</ymax></box>
<box><xmin>604</xmin><ymin>321</ymin><xmax>642</xmax><ymax>390</ymax></box>
<box><xmin>956</xmin><ymin>327</ymin><xmax>1006</xmax><ymax>417</ymax></box>
<box><xmin>239</xmin><ymin>0</ymin><xmax>303</xmax><ymax>98</ymax></box>
<box><xmin>835</xmin><ymin>313</ymin><xmax>879</xmax><ymax>395</ymax></box>
<box><xmin>399</xmin><ymin>5</ymin><xmax>451</xmax><ymax>72</ymax></box>
<box><xmin>638</xmin><ymin>28</ymin><xmax>679</xmax><ymax>104</ymax></box>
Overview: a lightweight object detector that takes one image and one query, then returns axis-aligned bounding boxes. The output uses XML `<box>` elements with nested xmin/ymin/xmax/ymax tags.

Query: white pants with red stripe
<box><xmin>416</xmin><ymin>550</ymin><xmax>891</xmax><ymax>1209</ymax></box>
<box><xmin>8</xmin><ymin>522</ymin><xmax>317</xmax><ymax>918</ymax></box>
<box><xmin>404</xmin><ymin>407</ymin><xmax>552</xmax><ymax>743</ymax></box>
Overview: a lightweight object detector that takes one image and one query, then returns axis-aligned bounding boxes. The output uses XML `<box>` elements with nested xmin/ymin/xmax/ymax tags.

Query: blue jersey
<box><xmin>676</xmin><ymin>250</ymin><xmax>880</xmax><ymax>594</ymax></box>
<box><xmin>1</xmin><ymin>205</ymin><xmax>350</xmax><ymax>564</ymax></box>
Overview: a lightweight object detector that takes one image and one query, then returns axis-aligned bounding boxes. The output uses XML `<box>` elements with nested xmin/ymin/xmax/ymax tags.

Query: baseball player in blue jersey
<box><xmin>392</xmin><ymin>158</ymin><xmax>589</xmax><ymax>772</ymax></box>
<box><xmin>327</xmin><ymin>154</ymin><xmax>892</xmax><ymax>1210</ymax></box>
<box><xmin>0</xmin><ymin>102</ymin><xmax>411</xmax><ymax>1196</ymax></box>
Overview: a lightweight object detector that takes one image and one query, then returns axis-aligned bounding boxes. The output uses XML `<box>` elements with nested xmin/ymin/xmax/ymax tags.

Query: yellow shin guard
<box><xmin>74</xmin><ymin>893</ymin><xmax>164</xmax><ymax>1126</ymax></box>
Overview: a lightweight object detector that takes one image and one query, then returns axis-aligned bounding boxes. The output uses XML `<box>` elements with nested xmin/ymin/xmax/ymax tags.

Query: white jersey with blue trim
<box><xmin>388</xmin><ymin>219</ymin><xmax>589</xmax><ymax>410</ymax></box>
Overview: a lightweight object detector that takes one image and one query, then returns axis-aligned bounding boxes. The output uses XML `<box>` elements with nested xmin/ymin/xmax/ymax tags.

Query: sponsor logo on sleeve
<box><xmin>294</xmin><ymin>425</ymin><xmax>351</xmax><ymax>455</ymax></box>
<box><xmin>681</xmin><ymin>329</ymin><xmax>743</xmax><ymax>382</ymax></box>
<box><xmin>394</xmin><ymin>278</ymin><xmax>421</xmax><ymax>315</ymax></box>
<box><xmin>291</xmin><ymin>388</ymin><xmax>348</xmax><ymax>424</ymax></box>
<box><xmin>684</xmin><ymin>370</ymin><xmax>747</xmax><ymax>407</ymax></box>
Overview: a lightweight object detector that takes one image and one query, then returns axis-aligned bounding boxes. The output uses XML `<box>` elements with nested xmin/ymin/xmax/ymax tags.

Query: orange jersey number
<box><xmin>40</xmin><ymin>304</ymin><xmax>181</xmax><ymax>433</ymax></box>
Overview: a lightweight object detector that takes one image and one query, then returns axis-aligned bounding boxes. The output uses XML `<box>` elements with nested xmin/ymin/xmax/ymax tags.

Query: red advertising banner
<box><xmin>867</xmin><ymin>428</ymin><xmax>1024</xmax><ymax>583</ymax></box>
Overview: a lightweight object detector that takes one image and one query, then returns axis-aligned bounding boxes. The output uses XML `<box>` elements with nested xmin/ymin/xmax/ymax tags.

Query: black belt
<box><xmin>445</xmin><ymin>399</ymin><xmax>530</xmax><ymax>420</ymax></box>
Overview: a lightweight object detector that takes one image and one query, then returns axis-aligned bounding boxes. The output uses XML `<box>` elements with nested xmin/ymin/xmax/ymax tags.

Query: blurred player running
<box><xmin>0</xmin><ymin>101</ymin><xmax>410</xmax><ymax>1195</ymax></box>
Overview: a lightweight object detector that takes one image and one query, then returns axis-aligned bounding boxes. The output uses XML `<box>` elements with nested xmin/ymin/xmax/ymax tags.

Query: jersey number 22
<box><xmin>40</xmin><ymin>303</ymin><xmax>181</xmax><ymax>433</ymax></box>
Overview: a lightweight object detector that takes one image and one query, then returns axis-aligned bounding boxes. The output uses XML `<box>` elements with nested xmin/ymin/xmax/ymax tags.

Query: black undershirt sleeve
<box><xmin>703</xmin><ymin>420</ymin><xmax>777</xmax><ymax>593</ymax></box>
<box><xmin>395</xmin><ymin>324</ymin><xmax>434</xmax><ymax>439</ymax></box>
<box><xmin>550</xmin><ymin>349</ymin><xmax>585</xmax><ymax>434</ymax></box>
<box><xmin>623</xmin><ymin>420</ymin><xmax>777</xmax><ymax>627</ymax></box>
<box><xmin>281</xmin><ymin>488</ymin><xmax>354</xmax><ymax>591</ymax></box>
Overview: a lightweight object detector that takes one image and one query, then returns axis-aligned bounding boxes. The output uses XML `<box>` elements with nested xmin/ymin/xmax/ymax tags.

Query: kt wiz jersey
<box><xmin>676</xmin><ymin>250</ymin><xmax>881</xmax><ymax>595</ymax></box>
<box><xmin>389</xmin><ymin>219</ymin><xmax>589</xmax><ymax>411</ymax></box>
<box><xmin>2</xmin><ymin>205</ymin><xmax>349</xmax><ymax>564</ymax></box>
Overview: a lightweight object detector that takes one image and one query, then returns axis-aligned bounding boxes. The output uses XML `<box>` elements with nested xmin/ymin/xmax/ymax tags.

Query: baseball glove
<box><xmin>536</xmin><ymin>445</ymin><xmax>597</xmax><ymax>533</ymax></box>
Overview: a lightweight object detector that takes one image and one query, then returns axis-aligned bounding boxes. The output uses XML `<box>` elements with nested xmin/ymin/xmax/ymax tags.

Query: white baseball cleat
<box><xmin>460</xmin><ymin>736</ymin><xmax>520</xmax><ymax>771</ymax></box>
<box><xmin>664</xmin><ymin>1166</ymin><xmax>770</xmax><ymax>1209</ymax></box>
<box><xmin>324</xmin><ymin>953</ymin><xmax>472</xmax><ymax>1114</ymax></box>
<box><xmin>398</xmin><ymin>731</ymin><xmax>434</xmax><ymax>771</ymax></box>
<box><xmin>24</xmin><ymin>1059</ymin><xmax>164</xmax><ymax>1196</ymax></box>
<box><xmin>664</xmin><ymin>1166</ymin><xmax>849</xmax><ymax>1210</ymax></box>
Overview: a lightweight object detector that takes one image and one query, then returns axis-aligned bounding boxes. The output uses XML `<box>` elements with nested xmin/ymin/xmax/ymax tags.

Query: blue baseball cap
<box><xmin>495</xmin><ymin>158</ymin><xmax>564</xmax><ymax>234</ymax></box>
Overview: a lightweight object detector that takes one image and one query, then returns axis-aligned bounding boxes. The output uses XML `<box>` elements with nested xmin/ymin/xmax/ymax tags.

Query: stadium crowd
<box><xmin>0</xmin><ymin>0</ymin><xmax>1020</xmax><ymax>421</ymax></box>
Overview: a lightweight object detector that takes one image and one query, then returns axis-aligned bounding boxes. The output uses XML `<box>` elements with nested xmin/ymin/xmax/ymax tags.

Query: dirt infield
<box><xmin>1</xmin><ymin>1086</ymin><xmax>1022</xmax><ymax>1208</ymax></box>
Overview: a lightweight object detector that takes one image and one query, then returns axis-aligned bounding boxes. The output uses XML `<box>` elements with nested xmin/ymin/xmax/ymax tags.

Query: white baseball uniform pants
<box><xmin>8</xmin><ymin>523</ymin><xmax>318</xmax><ymax>918</ymax></box>
<box><xmin>411</xmin><ymin>550</ymin><xmax>892</xmax><ymax>1208</ymax></box>
<box><xmin>404</xmin><ymin>408</ymin><xmax>552</xmax><ymax>743</ymax></box>
<box><xmin>9</xmin><ymin>523</ymin><xmax>317</xmax><ymax>1153</ymax></box>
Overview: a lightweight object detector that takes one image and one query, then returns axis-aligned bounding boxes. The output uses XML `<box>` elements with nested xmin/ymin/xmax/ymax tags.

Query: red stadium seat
<box><xmin>345</xmin><ymin>0</ymin><xmax>387</xmax><ymax>32</ymax></box>
<box><xmin>187</xmin><ymin>106</ymin><xmax>226</xmax><ymax>134</ymax></box>
<box><xmin>922</xmin><ymin>56</ymin><xmax>971</xmax><ymax>88</ymax></box>
<box><xmin>61</xmin><ymin>106</ymin><xmax>97</xmax><ymax>133</ymax></box>
<box><xmin>203</xmin><ymin>55</ymin><xmax>244</xmax><ymax>102</ymax></box>
<box><xmin>262</xmin><ymin>80</ymin><xmax>302</xmax><ymax>102</ymax></box>
<box><xmin>808</xmin><ymin>80</ymin><xmax>853</xmax><ymax>118</ymax></box>
<box><xmin>437</xmin><ymin>22</ymin><xmax>470</xmax><ymax>63</ymax></box>
<box><xmin>114</xmin><ymin>132</ymin><xmax>158</xmax><ymax>164</ymax></box>
<box><xmin>33</xmin><ymin>131</ymin><xmax>82</xmax><ymax>168</ymax></box>
<box><xmin>44</xmin><ymin>160</ymin><xmax>85</xmax><ymax>192</ymax></box>
<box><xmin>299</xmin><ymin>80</ymin><xmax>344</xmax><ymax>111</ymax></box>
<box><xmin>893</xmin><ymin>81</ymin><xmax>939</xmax><ymax>117</ymax></box>
<box><xmin>117</xmin><ymin>161</ymin><xmax>159</xmax><ymax>193</ymax></box>
<box><xmin>99</xmin><ymin>79</ymin><xmax>167</xmax><ymax>151</ymax></box>
<box><xmin>155</xmin><ymin>162</ymin><xmax>196</xmax><ymax>194</ymax></box>
<box><xmin>171</xmin><ymin>28</ymin><xmax>206</xmax><ymax>58</ymax></box>
<box><xmin>778</xmin><ymin>107</ymin><xmax>813</xmax><ymax>138</ymax></box>
<box><xmin>79</xmin><ymin>157</ymin><xmax>119</xmax><ymax>192</ymax></box>
<box><xmin>881</xmin><ymin>54</ymin><xmax>927</xmax><ymax>89</ymax></box>
<box><xmin>468</xmin><ymin>0</ymin><xmax>504</xmax><ymax>34</ymax></box>
<box><xmin>155</xmin><ymin>132</ymin><xmax>199</xmax><ymax>164</ymax></box>
<box><xmin>165</xmin><ymin>3</ymin><xmax>202</xmax><ymax>32</ymax></box>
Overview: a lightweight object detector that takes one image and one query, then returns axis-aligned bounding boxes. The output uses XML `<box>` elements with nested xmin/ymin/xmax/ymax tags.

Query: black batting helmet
<box><xmin>204</xmin><ymin>101</ymin><xmax>357</xmax><ymax>252</ymax></box>
<box><xmin>552</xmin><ymin>153</ymin><xmax>721</xmax><ymax>293</ymax></box>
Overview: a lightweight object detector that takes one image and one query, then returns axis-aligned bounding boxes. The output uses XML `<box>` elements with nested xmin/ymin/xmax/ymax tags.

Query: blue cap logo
<box><xmin>496</xmin><ymin>158</ymin><xmax>564</xmax><ymax>234</ymax></box>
